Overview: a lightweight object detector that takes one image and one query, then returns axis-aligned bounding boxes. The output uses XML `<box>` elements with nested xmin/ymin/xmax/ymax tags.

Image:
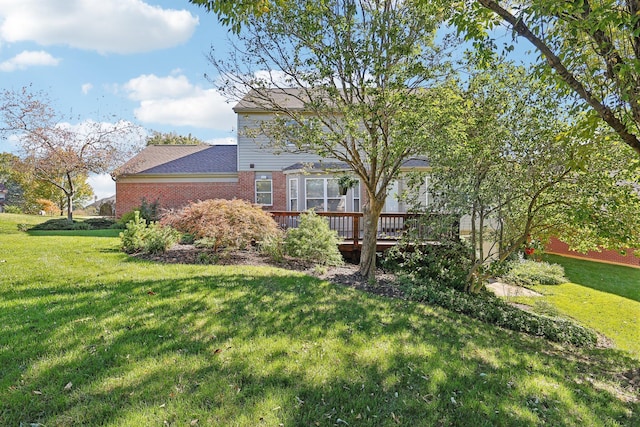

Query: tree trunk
<box><xmin>66</xmin><ymin>194</ymin><xmax>73</xmax><ymax>221</ymax></box>
<box><xmin>359</xmin><ymin>197</ymin><xmax>385</xmax><ymax>281</ymax></box>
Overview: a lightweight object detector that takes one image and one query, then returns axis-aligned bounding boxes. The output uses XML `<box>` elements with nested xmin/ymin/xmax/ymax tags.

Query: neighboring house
<box><xmin>114</xmin><ymin>90</ymin><xmax>433</xmax><ymax>218</ymax></box>
<box><xmin>0</xmin><ymin>182</ymin><xmax>7</xmax><ymax>212</ymax></box>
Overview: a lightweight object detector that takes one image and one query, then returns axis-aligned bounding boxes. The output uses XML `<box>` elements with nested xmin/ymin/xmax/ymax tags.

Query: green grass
<box><xmin>1</xmin><ymin>214</ymin><xmax>639</xmax><ymax>426</ymax></box>
<box><xmin>512</xmin><ymin>255</ymin><xmax>640</xmax><ymax>358</ymax></box>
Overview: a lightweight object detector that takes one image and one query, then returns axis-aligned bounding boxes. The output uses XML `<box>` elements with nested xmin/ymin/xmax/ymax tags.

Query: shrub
<box><xmin>117</xmin><ymin>198</ymin><xmax>160</xmax><ymax>227</ymax></box>
<box><xmin>283</xmin><ymin>210</ymin><xmax>343</xmax><ymax>266</ymax></box>
<box><xmin>143</xmin><ymin>222</ymin><xmax>180</xmax><ymax>254</ymax></box>
<box><xmin>120</xmin><ymin>211</ymin><xmax>148</xmax><ymax>253</ymax></box>
<box><xmin>84</xmin><ymin>218</ymin><xmax>117</xmax><ymax>229</ymax></box>
<box><xmin>260</xmin><ymin>233</ymin><xmax>285</xmax><ymax>262</ymax></box>
<box><xmin>3</xmin><ymin>205</ymin><xmax>22</xmax><ymax>214</ymax></box>
<box><xmin>503</xmin><ymin>258</ymin><xmax>567</xmax><ymax>287</ymax></box>
<box><xmin>400</xmin><ymin>277</ymin><xmax>597</xmax><ymax>347</ymax></box>
<box><xmin>72</xmin><ymin>222</ymin><xmax>91</xmax><ymax>230</ymax></box>
<box><xmin>161</xmin><ymin>199</ymin><xmax>280</xmax><ymax>252</ymax></box>
<box><xmin>383</xmin><ymin>237</ymin><xmax>474</xmax><ymax>292</ymax></box>
<box><xmin>30</xmin><ymin>218</ymin><xmax>81</xmax><ymax>231</ymax></box>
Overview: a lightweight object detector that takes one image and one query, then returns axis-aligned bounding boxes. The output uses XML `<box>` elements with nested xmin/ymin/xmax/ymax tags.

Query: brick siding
<box><xmin>115</xmin><ymin>181</ymin><xmax>240</xmax><ymax>217</ymax></box>
<box><xmin>546</xmin><ymin>237</ymin><xmax>640</xmax><ymax>268</ymax></box>
<box><xmin>115</xmin><ymin>171</ymin><xmax>289</xmax><ymax>217</ymax></box>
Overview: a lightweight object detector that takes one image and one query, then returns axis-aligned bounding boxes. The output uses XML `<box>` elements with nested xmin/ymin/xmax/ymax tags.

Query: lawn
<box><xmin>0</xmin><ymin>214</ymin><xmax>638</xmax><ymax>426</ymax></box>
<box><xmin>514</xmin><ymin>255</ymin><xmax>640</xmax><ymax>358</ymax></box>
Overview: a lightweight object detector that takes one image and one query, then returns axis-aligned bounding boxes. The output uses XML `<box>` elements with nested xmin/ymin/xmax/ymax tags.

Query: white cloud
<box><xmin>207</xmin><ymin>137</ymin><xmax>237</xmax><ymax>145</ymax></box>
<box><xmin>88</xmin><ymin>173</ymin><xmax>116</xmax><ymax>200</ymax></box>
<box><xmin>0</xmin><ymin>0</ymin><xmax>199</xmax><ymax>54</ymax></box>
<box><xmin>0</xmin><ymin>50</ymin><xmax>60</xmax><ymax>71</ymax></box>
<box><xmin>81</xmin><ymin>83</ymin><xmax>94</xmax><ymax>95</ymax></box>
<box><xmin>122</xmin><ymin>73</ymin><xmax>236</xmax><ymax>130</ymax></box>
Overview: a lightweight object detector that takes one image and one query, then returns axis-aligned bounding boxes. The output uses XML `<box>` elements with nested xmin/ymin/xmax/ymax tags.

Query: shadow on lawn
<box><xmin>1</xmin><ymin>269</ymin><xmax>638</xmax><ymax>426</ymax></box>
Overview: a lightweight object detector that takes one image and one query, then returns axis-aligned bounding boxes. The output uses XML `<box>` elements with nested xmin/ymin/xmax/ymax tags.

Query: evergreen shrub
<box><xmin>283</xmin><ymin>210</ymin><xmax>343</xmax><ymax>266</ymax></box>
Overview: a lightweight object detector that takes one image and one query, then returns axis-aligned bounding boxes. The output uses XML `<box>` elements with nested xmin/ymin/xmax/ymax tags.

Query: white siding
<box><xmin>236</xmin><ymin>113</ymin><xmax>326</xmax><ymax>171</ymax></box>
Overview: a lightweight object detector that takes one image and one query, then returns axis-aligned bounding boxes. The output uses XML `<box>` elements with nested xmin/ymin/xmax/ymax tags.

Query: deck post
<box><xmin>353</xmin><ymin>214</ymin><xmax>359</xmax><ymax>248</ymax></box>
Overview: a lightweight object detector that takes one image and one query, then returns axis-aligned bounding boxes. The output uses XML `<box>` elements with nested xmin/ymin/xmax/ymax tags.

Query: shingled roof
<box><xmin>115</xmin><ymin>145</ymin><xmax>237</xmax><ymax>176</ymax></box>
<box><xmin>283</xmin><ymin>158</ymin><xmax>429</xmax><ymax>172</ymax></box>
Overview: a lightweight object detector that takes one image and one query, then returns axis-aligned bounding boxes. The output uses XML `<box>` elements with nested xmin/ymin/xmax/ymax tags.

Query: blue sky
<box><xmin>0</xmin><ymin>0</ymin><xmax>237</xmax><ymax>199</ymax></box>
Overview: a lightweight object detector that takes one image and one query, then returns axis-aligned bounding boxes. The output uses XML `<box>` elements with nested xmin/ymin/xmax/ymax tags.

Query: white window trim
<box><xmin>305</xmin><ymin>177</ymin><xmax>340</xmax><ymax>211</ymax></box>
<box><xmin>352</xmin><ymin>180</ymin><xmax>361</xmax><ymax>212</ymax></box>
<box><xmin>289</xmin><ymin>178</ymin><xmax>298</xmax><ymax>211</ymax></box>
<box><xmin>255</xmin><ymin>178</ymin><xmax>273</xmax><ymax>206</ymax></box>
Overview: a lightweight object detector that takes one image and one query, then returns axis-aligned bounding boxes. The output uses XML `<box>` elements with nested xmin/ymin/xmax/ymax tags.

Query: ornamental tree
<box><xmin>425</xmin><ymin>61</ymin><xmax>640</xmax><ymax>286</ymax></box>
<box><xmin>206</xmin><ymin>0</ymin><xmax>462</xmax><ymax>279</ymax></box>
<box><xmin>0</xmin><ymin>87</ymin><xmax>143</xmax><ymax>220</ymax></box>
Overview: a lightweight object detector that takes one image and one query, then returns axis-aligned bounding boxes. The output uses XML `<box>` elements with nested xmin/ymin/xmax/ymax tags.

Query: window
<box><xmin>255</xmin><ymin>178</ymin><xmax>272</xmax><ymax>206</ymax></box>
<box><xmin>352</xmin><ymin>180</ymin><xmax>361</xmax><ymax>212</ymax></box>
<box><xmin>305</xmin><ymin>177</ymin><xmax>341</xmax><ymax>211</ymax></box>
<box><xmin>289</xmin><ymin>178</ymin><xmax>298</xmax><ymax>211</ymax></box>
<box><xmin>384</xmin><ymin>180</ymin><xmax>399</xmax><ymax>212</ymax></box>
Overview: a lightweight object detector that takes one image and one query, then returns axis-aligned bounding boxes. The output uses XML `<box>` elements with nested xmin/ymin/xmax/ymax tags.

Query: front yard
<box><xmin>0</xmin><ymin>214</ymin><xmax>638</xmax><ymax>426</ymax></box>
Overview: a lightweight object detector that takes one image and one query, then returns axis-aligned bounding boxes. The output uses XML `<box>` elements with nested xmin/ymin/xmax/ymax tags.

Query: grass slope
<box><xmin>0</xmin><ymin>214</ymin><xmax>638</xmax><ymax>426</ymax></box>
<box><xmin>515</xmin><ymin>255</ymin><xmax>640</xmax><ymax>357</ymax></box>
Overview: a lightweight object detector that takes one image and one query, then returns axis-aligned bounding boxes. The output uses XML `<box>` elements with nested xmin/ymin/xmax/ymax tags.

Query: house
<box><xmin>114</xmin><ymin>90</ymin><xmax>433</xmax><ymax>218</ymax></box>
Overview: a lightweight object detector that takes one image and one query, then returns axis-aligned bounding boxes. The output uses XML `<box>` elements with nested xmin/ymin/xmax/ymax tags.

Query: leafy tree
<box><xmin>145</xmin><ymin>131</ymin><xmax>205</xmax><ymax>146</ymax></box>
<box><xmin>207</xmin><ymin>0</ymin><xmax>461</xmax><ymax>279</ymax></box>
<box><xmin>0</xmin><ymin>87</ymin><xmax>143</xmax><ymax>220</ymax></box>
<box><xmin>0</xmin><ymin>152</ymin><xmax>26</xmax><ymax>208</ymax></box>
<box><xmin>189</xmin><ymin>0</ymin><xmax>285</xmax><ymax>33</ymax></box>
<box><xmin>424</xmin><ymin>61</ymin><xmax>640</xmax><ymax>286</ymax></box>
<box><xmin>452</xmin><ymin>0</ymin><xmax>640</xmax><ymax>157</ymax></box>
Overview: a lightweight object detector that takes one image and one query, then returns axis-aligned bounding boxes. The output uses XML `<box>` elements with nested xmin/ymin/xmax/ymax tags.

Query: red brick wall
<box><xmin>116</xmin><ymin>172</ymin><xmax>288</xmax><ymax>217</ymax></box>
<box><xmin>546</xmin><ymin>237</ymin><xmax>640</xmax><ymax>268</ymax></box>
<box><xmin>272</xmin><ymin>171</ymin><xmax>287</xmax><ymax>211</ymax></box>
<box><xmin>116</xmin><ymin>181</ymin><xmax>239</xmax><ymax>217</ymax></box>
<box><xmin>237</xmin><ymin>171</ymin><xmax>255</xmax><ymax>203</ymax></box>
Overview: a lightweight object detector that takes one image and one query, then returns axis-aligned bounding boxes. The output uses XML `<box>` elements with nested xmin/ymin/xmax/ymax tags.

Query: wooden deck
<box><xmin>270</xmin><ymin>211</ymin><xmax>458</xmax><ymax>261</ymax></box>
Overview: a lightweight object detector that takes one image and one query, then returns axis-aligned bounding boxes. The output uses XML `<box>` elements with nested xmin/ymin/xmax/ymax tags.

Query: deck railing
<box><xmin>270</xmin><ymin>211</ymin><xmax>459</xmax><ymax>248</ymax></box>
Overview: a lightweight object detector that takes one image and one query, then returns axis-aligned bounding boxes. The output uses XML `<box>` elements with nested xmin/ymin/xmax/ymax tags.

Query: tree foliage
<box><xmin>161</xmin><ymin>199</ymin><xmax>281</xmax><ymax>252</ymax></box>
<box><xmin>0</xmin><ymin>87</ymin><xmax>143</xmax><ymax>220</ymax></box>
<box><xmin>209</xmin><ymin>0</ymin><xmax>461</xmax><ymax>279</ymax></box>
<box><xmin>452</xmin><ymin>0</ymin><xmax>640</xmax><ymax>157</ymax></box>
<box><xmin>425</xmin><ymin>61</ymin><xmax>640</xmax><ymax>283</ymax></box>
<box><xmin>145</xmin><ymin>131</ymin><xmax>205</xmax><ymax>146</ymax></box>
<box><xmin>188</xmin><ymin>0</ymin><xmax>286</xmax><ymax>33</ymax></box>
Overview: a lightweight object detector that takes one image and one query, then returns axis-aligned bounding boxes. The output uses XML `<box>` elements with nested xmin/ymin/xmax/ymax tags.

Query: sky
<box><xmin>0</xmin><ymin>0</ymin><xmax>238</xmax><ymax>199</ymax></box>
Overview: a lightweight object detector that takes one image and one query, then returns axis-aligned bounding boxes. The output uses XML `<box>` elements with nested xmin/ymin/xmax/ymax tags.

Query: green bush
<box><xmin>260</xmin><ymin>233</ymin><xmax>285</xmax><ymax>262</ymax></box>
<box><xmin>83</xmin><ymin>218</ymin><xmax>117</xmax><ymax>229</ymax></box>
<box><xmin>120</xmin><ymin>211</ymin><xmax>178</xmax><ymax>255</ymax></box>
<box><xmin>3</xmin><ymin>205</ymin><xmax>22</xmax><ymax>214</ymax></box>
<box><xmin>503</xmin><ymin>259</ymin><xmax>567</xmax><ymax>287</ymax></box>
<box><xmin>400</xmin><ymin>278</ymin><xmax>597</xmax><ymax>347</ymax></box>
<box><xmin>30</xmin><ymin>218</ymin><xmax>82</xmax><ymax>231</ymax></box>
<box><xmin>161</xmin><ymin>199</ymin><xmax>280</xmax><ymax>252</ymax></box>
<box><xmin>117</xmin><ymin>198</ymin><xmax>160</xmax><ymax>227</ymax></box>
<box><xmin>283</xmin><ymin>210</ymin><xmax>343</xmax><ymax>266</ymax></box>
<box><xmin>120</xmin><ymin>211</ymin><xmax>148</xmax><ymax>254</ymax></box>
<box><xmin>383</xmin><ymin>238</ymin><xmax>474</xmax><ymax>292</ymax></box>
<box><xmin>143</xmin><ymin>222</ymin><xmax>180</xmax><ymax>254</ymax></box>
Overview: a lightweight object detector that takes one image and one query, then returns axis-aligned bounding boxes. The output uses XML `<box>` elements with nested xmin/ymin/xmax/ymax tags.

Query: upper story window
<box><xmin>255</xmin><ymin>176</ymin><xmax>273</xmax><ymax>206</ymax></box>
